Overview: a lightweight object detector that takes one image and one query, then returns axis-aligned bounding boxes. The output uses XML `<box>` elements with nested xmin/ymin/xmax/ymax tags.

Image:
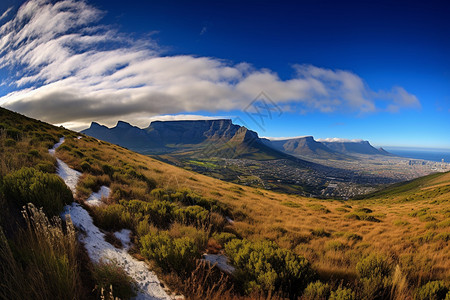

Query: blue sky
<box><xmin>0</xmin><ymin>0</ymin><xmax>449</xmax><ymax>148</ymax></box>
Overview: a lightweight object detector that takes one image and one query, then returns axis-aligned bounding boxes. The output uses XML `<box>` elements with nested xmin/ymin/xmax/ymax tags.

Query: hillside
<box><xmin>82</xmin><ymin>119</ymin><xmax>293</xmax><ymax>160</ymax></box>
<box><xmin>267</xmin><ymin>136</ymin><xmax>348</xmax><ymax>159</ymax></box>
<box><xmin>320</xmin><ymin>139</ymin><xmax>389</xmax><ymax>156</ymax></box>
<box><xmin>1</xmin><ymin>107</ymin><xmax>449</xmax><ymax>299</ymax></box>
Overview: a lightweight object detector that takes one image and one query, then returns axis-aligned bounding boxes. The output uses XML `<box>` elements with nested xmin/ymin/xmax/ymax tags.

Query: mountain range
<box><xmin>82</xmin><ymin>119</ymin><xmax>392</xmax><ymax>160</ymax></box>
<box><xmin>83</xmin><ymin>119</ymin><xmax>290</xmax><ymax>160</ymax></box>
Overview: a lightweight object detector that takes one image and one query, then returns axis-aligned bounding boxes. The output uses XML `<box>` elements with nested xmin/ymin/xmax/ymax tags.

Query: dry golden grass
<box><xmin>58</xmin><ymin>132</ymin><xmax>450</xmax><ymax>291</ymax></box>
<box><xmin>1</xmin><ymin>107</ymin><xmax>448</xmax><ymax>298</ymax></box>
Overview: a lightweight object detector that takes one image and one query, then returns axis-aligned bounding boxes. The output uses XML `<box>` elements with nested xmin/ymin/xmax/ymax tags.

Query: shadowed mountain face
<box><xmin>82</xmin><ymin>119</ymin><xmax>292</xmax><ymax>160</ymax></box>
<box><xmin>267</xmin><ymin>136</ymin><xmax>345</xmax><ymax>159</ymax></box>
<box><xmin>321</xmin><ymin>140</ymin><xmax>387</xmax><ymax>155</ymax></box>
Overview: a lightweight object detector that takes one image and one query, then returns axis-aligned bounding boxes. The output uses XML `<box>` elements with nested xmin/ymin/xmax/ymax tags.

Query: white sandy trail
<box><xmin>49</xmin><ymin>137</ymin><xmax>173</xmax><ymax>300</ymax></box>
<box><xmin>85</xmin><ymin>185</ymin><xmax>110</xmax><ymax>206</ymax></box>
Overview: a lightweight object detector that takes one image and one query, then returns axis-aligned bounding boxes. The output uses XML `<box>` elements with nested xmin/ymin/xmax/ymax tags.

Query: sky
<box><xmin>0</xmin><ymin>0</ymin><xmax>449</xmax><ymax>148</ymax></box>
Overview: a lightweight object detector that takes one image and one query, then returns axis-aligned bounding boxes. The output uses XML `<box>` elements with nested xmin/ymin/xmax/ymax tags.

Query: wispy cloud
<box><xmin>200</xmin><ymin>26</ymin><xmax>207</xmax><ymax>35</ymax></box>
<box><xmin>0</xmin><ymin>0</ymin><xmax>421</xmax><ymax>129</ymax></box>
<box><xmin>0</xmin><ymin>7</ymin><xmax>13</xmax><ymax>21</ymax></box>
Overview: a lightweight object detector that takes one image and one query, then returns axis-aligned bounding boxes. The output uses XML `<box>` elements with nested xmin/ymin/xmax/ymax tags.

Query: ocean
<box><xmin>383</xmin><ymin>147</ymin><xmax>450</xmax><ymax>163</ymax></box>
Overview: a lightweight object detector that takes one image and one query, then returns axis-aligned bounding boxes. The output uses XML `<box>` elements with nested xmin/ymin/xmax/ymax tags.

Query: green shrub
<box><xmin>140</xmin><ymin>231</ymin><xmax>199</xmax><ymax>274</ymax></box>
<box><xmin>27</xmin><ymin>149</ymin><xmax>40</xmax><ymax>158</ymax></box>
<box><xmin>303</xmin><ymin>281</ymin><xmax>331</xmax><ymax>299</ymax></box>
<box><xmin>175</xmin><ymin>205</ymin><xmax>209</xmax><ymax>227</ymax></box>
<box><xmin>357</xmin><ymin>254</ymin><xmax>391</xmax><ymax>279</ymax></box>
<box><xmin>415</xmin><ymin>281</ymin><xmax>449</xmax><ymax>300</ymax></box>
<box><xmin>307</xmin><ymin>203</ymin><xmax>330</xmax><ymax>213</ymax></box>
<box><xmin>122</xmin><ymin>199</ymin><xmax>176</xmax><ymax>228</ymax></box>
<box><xmin>35</xmin><ymin>162</ymin><xmax>56</xmax><ymax>173</ymax></box>
<box><xmin>325</xmin><ymin>241</ymin><xmax>347</xmax><ymax>251</ymax></box>
<box><xmin>212</xmin><ymin>232</ymin><xmax>237</xmax><ymax>246</ymax></box>
<box><xmin>2</xmin><ymin>167</ymin><xmax>72</xmax><ymax>216</ymax></box>
<box><xmin>6</xmin><ymin>128</ymin><xmax>21</xmax><ymax>140</ymax></box>
<box><xmin>329</xmin><ymin>287</ymin><xmax>356</xmax><ymax>300</ymax></box>
<box><xmin>345</xmin><ymin>233</ymin><xmax>363</xmax><ymax>241</ymax></box>
<box><xmin>80</xmin><ymin>161</ymin><xmax>91</xmax><ymax>172</ymax></box>
<box><xmin>419</xmin><ymin>214</ymin><xmax>436</xmax><ymax>222</ymax></box>
<box><xmin>393</xmin><ymin>219</ymin><xmax>409</xmax><ymax>226</ymax></box>
<box><xmin>356</xmin><ymin>254</ymin><xmax>392</xmax><ymax>299</ymax></box>
<box><xmin>91</xmin><ymin>259</ymin><xmax>137</xmax><ymax>299</ymax></box>
<box><xmin>225</xmin><ymin>239</ymin><xmax>313</xmax><ymax>297</ymax></box>
<box><xmin>355</xmin><ymin>207</ymin><xmax>373</xmax><ymax>213</ymax></box>
<box><xmin>91</xmin><ymin>204</ymin><xmax>133</xmax><ymax>231</ymax></box>
<box><xmin>345</xmin><ymin>212</ymin><xmax>380</xmax><ymax>222</ymax></box>
<box><xmin>150</xmin><ymin>188</ymin><xmax>168</xmax><ymax>200</ymax></box>
<box><xmin>102</xmin><ymin>164</ymin><xmax>115</xmax><ymax>177</ymax></box>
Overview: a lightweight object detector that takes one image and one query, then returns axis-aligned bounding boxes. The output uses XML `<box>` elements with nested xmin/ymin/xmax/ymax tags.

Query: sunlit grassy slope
<box><xmin>1</xmin><ymin>107</ymin><xmax>449</xmax><ymax>299</ymax></box>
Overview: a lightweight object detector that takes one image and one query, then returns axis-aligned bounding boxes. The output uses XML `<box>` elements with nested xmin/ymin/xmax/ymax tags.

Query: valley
<box><xmin>83</xmin><ymin>119</ymin><xmax>450</xmax><ymax>199</ymax></box>
<box><xmin>1</xmin><ymin>107</ymin><xmax>449</xmax><ymax>299</ymax></box>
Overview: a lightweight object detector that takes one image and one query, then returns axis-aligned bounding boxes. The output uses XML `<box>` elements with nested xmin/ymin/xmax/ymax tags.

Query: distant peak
<box><xmin>90</xmin><ymin>121</ymin><xmax>104</xmax><ymax>128</ymax></box>
<box><xmin>115</xmin><ymin>120</ymin><xmax>133</xmax><ymax>128</ymax></box>
<box><xmin>150</xmin><ymin>118</ymin><xmax>231</xmax><ymax>124</ymax></box>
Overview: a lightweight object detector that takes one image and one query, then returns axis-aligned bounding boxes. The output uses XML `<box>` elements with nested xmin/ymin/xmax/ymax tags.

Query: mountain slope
<box><xmin>267</xmin><ymin>136</ymin><xmax>347</xmax><ymax>159</ymax></box>
<box><xmin>82</xmin><ymin>119</ymin><xmax>297</xmax><ymax>160</ymax></box>
<box><xmin>1</xmin><ymin>106</ymin><xmax>449</xmax><ymax>298</ymax></box>
<box><xmin>356</xmin><ymin>171</ymin><xmax>450</xmax><ymax>200</ymax></box>
<box><xmin>320</xmin><ymin>140</ymin><xmax>389</xmax><ymax>155</ymax></box>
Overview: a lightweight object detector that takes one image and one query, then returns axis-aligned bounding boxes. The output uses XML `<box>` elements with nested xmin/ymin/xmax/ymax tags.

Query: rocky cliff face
<box><xmin>267</xmin><ymin>136</ymin><xmax>345</xmax><ymax>159</ymax></box>
<box><xmin>81</xmin><ymin>119</ymin><xmax>282</xmax><ymax>159</ymax></box>
<box><xmin>144</xmin><ymin>119</ymin><xmax>242</xmax><ymax>145</ymax></box>
<box><xmin>321</xmin><ymin>140</ymin><xmax>385</xmax><ymax>155</ymax></box>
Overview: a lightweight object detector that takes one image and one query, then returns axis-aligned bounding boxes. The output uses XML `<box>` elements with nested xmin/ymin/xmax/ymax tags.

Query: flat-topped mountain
<box><xmin>82</xmin><ymin>119</ymin><xmax>292</xmax><ymax>160</ymax></box>
<box><xmin>318</xmin><ymin>139</ymin><xmax>389</xmax><ymax>156</ymax></box>
<box><xmin>266</xmin><ymin>136</ymin><xmax>346</xmax><ymax>159</ymax></box>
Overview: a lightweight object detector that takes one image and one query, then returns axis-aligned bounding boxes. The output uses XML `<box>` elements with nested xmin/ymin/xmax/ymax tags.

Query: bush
<box><xmin>6</xmin><ymin>128</ymin><xmax>21</xmax><ymax>140</ymax></box>
<box><xmin>175</xmin><ymin>205</ymin><xmax>209</xmax><ymax>227</ymax></box>
<box><xmin>356</xmin><ymin>254</ymin><xmax>391</xmax><ymax>279</ymax></box>
<box><xmin>91</xmin><ymin>259</ymin><xmax>137</xmax><ymax>299</ymax></box>
<box><xmin>80</xmin><ymin>161</ymin><xmax>91</xmax><ymax>172</ymax></box>
<box><xmin>35</xmin><ymin>162</ymin><xmax>56</xmax><ymax>174</ymax></box>
<box><xmin>303</xmin><ymin>281</ymin><xmax>331</xmax><ymax>299</ymax></box>
<box><xmin>415</xmin><ymin>281</ymin><xmax>449</xmax><ymax>300</ymax></box>
<box><xmin>224</xmin><ymin>239</ymin><xmax>313</xmax><ymax>297</ymax></box>
<box><xmin>90</xmin><ymin>204</ymin><xmax>132</xmax><ymax>231</ymax></box>
<box><xmin>326</xmin><ymin>241</ymin><xmax>347</xmax><ymax>251</ymax></box>
<box><xmin>329</xmin><ymin>287</ymin><xmax>356</xmax><ymax>300</ymax></box>
<box><xmin>345</xmin><ymin>212</ymin><xmax>380</xmax><ymax>222</ymax></box>
<box><xmin>140</xmin><ymin>231</ymin><xmax>199</xmax><ymax>274</ymax></box>
<box><xmin>122</xmin><ymin>199</ymin><xmax>176</xmax><ymax>228</ymax></box>
<box><xmin>212</xmin><ymin>232</ymin><xmax>237</xmax><ymax>247</ymax></box>
<box><xmin>2</xmin><ymin>167</ymin><xmax>73</xmax><ymax>216</ymax></box>
<box><xmin>356</xmin><ymin>254</ymin><xmax>392</xmax><ymax>300</ymax></box>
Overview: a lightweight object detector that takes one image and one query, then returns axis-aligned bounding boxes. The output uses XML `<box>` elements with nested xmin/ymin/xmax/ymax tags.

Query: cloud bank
<box><xmin>0</xmin><ymin>0</ymin><xmax>421</xmax><ymax>129</ymax></box>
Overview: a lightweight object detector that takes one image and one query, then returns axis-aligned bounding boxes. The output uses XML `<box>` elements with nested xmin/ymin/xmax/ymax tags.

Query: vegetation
<box><xmin>1</xmin><ymin>107</ymin><xmax>449</xmax><ymax>299</ymax></box>
<box><xmin>225</xmin><ymin>238</ymin><xmax>313</xmax><ymax>297</ymax></box>
<box><xmin>0</xmin><ymin>204</ymin><xmax>82</xmax><ymax>300</ymax></box>
<box><xmin>2</xmin><ymin>167</ymin><xmax>73</xmax><ymax>216</ymax></box>
<box><xmin>91</xmin><ymin>259</ymin><xmax>137</xmax><ymax>299</ymax></box>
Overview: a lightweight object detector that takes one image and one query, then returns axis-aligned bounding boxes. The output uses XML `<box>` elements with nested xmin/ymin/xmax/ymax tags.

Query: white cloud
<box><xmin>263</xmin><ymin>136</ymin><xmax>313</xmax><ymax>141</ymax></box>
<box><xmin>0</xmin><ymin>0</ymin><xmax>421</xmax><ymax>130</ymax></box>
<box><xmin>0</xmin><ymin>7</ymin><xmax>13</xmax><ymax>21</ymax></box>
<box><xmin>317</xmin><ymin>138</ymin><xmax>364</xmax><ymax>143</ymax></box>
